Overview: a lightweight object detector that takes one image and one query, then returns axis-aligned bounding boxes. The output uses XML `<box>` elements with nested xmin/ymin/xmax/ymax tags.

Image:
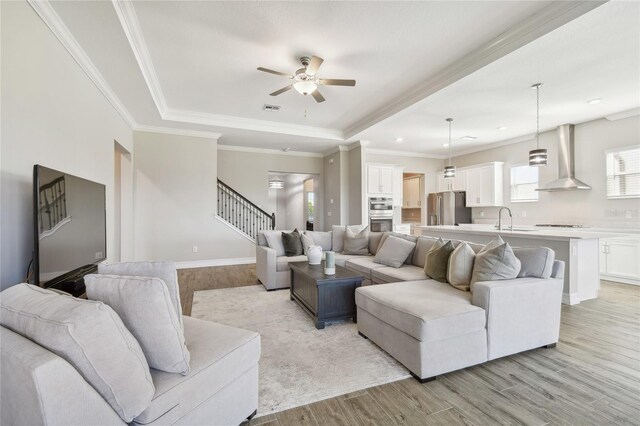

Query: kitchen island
<box><xmin>415</xmin><ymin>224</ymin><xmax>622</xmax><ymax>305</ymax></box>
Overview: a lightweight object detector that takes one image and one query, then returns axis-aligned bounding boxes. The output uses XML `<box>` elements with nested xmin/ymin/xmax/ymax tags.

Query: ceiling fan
<box><xmin>257</xmin><ymin>56</ymin><xmax>356</xmax><ymax>103</ymax></box>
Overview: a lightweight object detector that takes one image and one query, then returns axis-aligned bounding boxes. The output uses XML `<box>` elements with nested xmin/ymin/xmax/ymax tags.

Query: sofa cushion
<box><xmin>424</xmin><ymin>239</ymin><xmax>455</xmax><ymax>283</ymax></box>
<box><xmin>411</xmin><ymin>236</ymin><xmax>439</xmax><ymax>267</ymax></box>
<box><xmin>514</xmin><ymin>247</ymin><xmax>555</xmax><ymax>279</ymax></box>
<box><xmin>135</xmin><ymin>316</ymin><xmax>260</xmax><ymax>425</ymax></box>
<box><xmin>300</xmin><ymin>233</ymin><xmax>314</xmax><ymax>255</ymax></box>
<box><xmin>99</xmin><ymin>261</ymin><xmax>183</xmax><ymax>329</ymax></box>
<box><xmin>369</xmin><ymin>232</ymin><xmax>384</xmax><ymax>255</ymax></box>
<box><xmin>355</xmin><ymin>280</ymin><xmax>486</xmax><ymax>342</ymax></box>
<box><xmin>306</xmin><ymin>231</ymin><xmax>332</xmax><ymax>251</ymax></box>
<box><xmin>374</xmin><ymin>236</ymin><xmax>416</xmax><ymax>268</ymax></box>
<box><xmin>85</xmin><ymin>274</ymin><xmax>191</xmax><ymax>375</ymax></box>
<box><xmin>263</xmin><ymin>230</ymin><xmax>290</xmax><ymax>256</ymax></box>
<box><xmin>372</xmin><ymin>265</ymin><xmax>426</xmax><ymax>284</ymax></box>
<box><xmin>332</xmin><ymin>225</ymin><xmax>364</xmax><ymax>253</ymax></box>
<box><xmin>333</xmin><ymin>253</ymin><xmax>362</xmax><ymax>267</ymax></box>
<box><xmin>345</xmin><ymin>256</ymin><xmax>385</xmax><ymax>280</ymax></box>
<box><xmin>276</xmin><ymin>255</ymin><xmax>308</xmax><ymax>272</ymax></box>
<box><xmin>0</xmin><ymin>284</ymin><xmax>155</xmax><ymax>423</ymax></box>
<box><xmin>447</xmin><ymin>243</ymin><xmax>476</xmax><ymax>291</ymax></box>
<box><xmin>471</xmin><ymin>243</ymin><xmax>521</xmax><ymax>290</ymax></box>
<box><xmin>343</xmin><ymin>226</ymin><xmax>370</xmax><ymax>255</ymax></box>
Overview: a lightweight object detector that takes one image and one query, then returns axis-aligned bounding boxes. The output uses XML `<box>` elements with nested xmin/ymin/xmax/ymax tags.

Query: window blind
<box><xmin>606</xmin><ymin>147</ymin><xmax>640</xmax><ymax>198</ymax></box>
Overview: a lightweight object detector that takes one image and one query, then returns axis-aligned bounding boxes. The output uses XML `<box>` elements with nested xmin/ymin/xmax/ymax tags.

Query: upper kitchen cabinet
<box><xmin>367</xmin><ymin>164</ymin><xmax>395</xmax><ymax>195</ymax></box>
<box><xmin>465</xmin><ymin>162</ymin><xmax>504</xmax><ymax>207</ymax></box>
<box><xmin>437</xmin><ymin>169</ymin><xmax>467</xmax><ymax>192</ymax></box>
<box><xmin>403</xmin><ymin>176</ymin><xmax>421</xmax><ymax>207</ymax></box>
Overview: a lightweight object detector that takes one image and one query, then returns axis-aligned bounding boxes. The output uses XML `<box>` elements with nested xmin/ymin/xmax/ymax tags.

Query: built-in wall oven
<box><xmin>369</xmin><ymin>197</ymin><xmax>393</xmax><ymax>232</ymax></box>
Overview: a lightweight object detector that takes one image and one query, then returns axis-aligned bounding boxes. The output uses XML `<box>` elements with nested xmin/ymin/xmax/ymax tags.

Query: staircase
<box><xmin>217</xmin><ymin>179</ymin><xmax>275</xmax><ymax>241</ymax></box>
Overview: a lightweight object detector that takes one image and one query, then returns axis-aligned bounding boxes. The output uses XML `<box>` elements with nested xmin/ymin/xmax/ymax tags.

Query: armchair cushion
<box><xmin>99</xmin><ymin>261</ymin><xmax>183</xmax><ymax>329</ymax></box>
<box><xmin>85</xmin><ymin>274</ymin><xmax>191</xmax><ymax>375</ymax></box>
<box><xmin>0</xmin><ymin>284</ymin><xmax>154</xmax><ymax>423</ymax></box>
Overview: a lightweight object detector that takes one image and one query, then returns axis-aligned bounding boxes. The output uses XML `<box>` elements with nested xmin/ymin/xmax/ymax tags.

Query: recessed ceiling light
<box><xmin>587</xmin><ymin>98</ymin><xmax>602</xmax><ymax>105</ymax></box>
<box><xmin>395</xmin><ymin>138</ymin><xmax>403</xmax><ymax>143</ymax></box>
<box><xmin>460</xmin><ymin>136</ymin><xmax>477</xmax><ymax>141</ymax></box>
<box><xmin>497</xmin><ymin>126</ymin><xmax>508</xmax><ymax>131</ymax></box>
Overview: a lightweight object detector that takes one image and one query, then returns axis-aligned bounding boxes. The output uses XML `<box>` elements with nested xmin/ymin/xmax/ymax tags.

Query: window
<box><xmin>510</xmin><ymin>164</ymin><xmax>539</xmax><ymax>202</ymax></box>
<box><xmin>606</xmin><ymin>147</ymin><xmax>640</xmax><ymax>199</ymax></box>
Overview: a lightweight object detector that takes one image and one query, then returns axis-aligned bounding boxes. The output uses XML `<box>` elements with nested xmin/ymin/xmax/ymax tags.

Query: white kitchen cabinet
<box><xmin>465</xmin><ymin>163</ymin><xmax>504</xmax><ymax>207</ymax></box>
<box><xmin>367</xmin><ymin>165</ymin><xmax>394</xmax><ymax>195</ymax></box>
<box><xmin>436</xmin><ymin>170</ymin><xmax>467</xmax><ymax>192</ymax></box>
<box><xmin>403</xmin><ymin>177</ymin><xmax>421</xmax><ymax>207</ymax></box>
<box><xmin>600</xmin><ymin>235</ymin><xmax>640</xmax><ymax>284</ymax></box>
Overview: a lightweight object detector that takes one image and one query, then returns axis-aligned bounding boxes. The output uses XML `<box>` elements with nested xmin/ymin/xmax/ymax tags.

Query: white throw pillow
<box><xmin>447</xmin><ymin>242</ymin><xmax>476</xmax><ymax>291</ymax></box>
<box><xmin>0</xmin><ymin>284</ymin><xmax>154</xmax><ymax>422</ymax></box>
<box><xmin>470</xmin><ymin>242</ymin><xmax>521</xmax><ymax>291</ymax></box>
<box><xmin>262</xmin><ymin>230</ymin><xmax>287</xmax><ymax>256</ymax></box>
<box><xmin>85</xmin><ymin>274</ymin><xmax>191</xmax><ymax>375</ymax></box>
<box><xmin>99</xmin><ymin>261</ymin><xmax>183</xmax><ymax>329</ymax></box>
<box><xmin>300</xmin><ymin>232</ymin><xmax>314</xmax><ymax>255</ymax></box>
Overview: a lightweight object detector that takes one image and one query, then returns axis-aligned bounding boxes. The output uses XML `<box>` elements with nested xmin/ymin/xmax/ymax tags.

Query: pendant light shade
<box><xmin>269</xmin><ymin>178</ymin><xmax>284</xmax><ymax>189</ymax></box>
<box><xmin>444</xmin><ymin>118</ymin><xmax>455</xmax><ymax>178</ymax></box>
<box><xmin>529</xmin><ymin>83</ymin><xmax>548</xmax><ymax>167</ymax></box>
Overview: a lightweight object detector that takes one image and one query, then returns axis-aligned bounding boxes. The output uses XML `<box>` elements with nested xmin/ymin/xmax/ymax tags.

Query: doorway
<box><xmin>267</xmin><ymin>172</ymin><xmax>321</xmax><ymax>231</ymax></box>
<box><xmin>401</xmin><ymin>172</ymin><xmax>425</xmax><ymax>226</ymax></box>
<box><xmin>114</xmin><ymin>141</ymin><xmax>133</xmax><ymax>262</ymax></box>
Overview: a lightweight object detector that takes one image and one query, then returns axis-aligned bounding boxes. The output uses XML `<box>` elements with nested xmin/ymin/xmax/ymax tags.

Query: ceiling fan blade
<box><xmin>269</xmin><ymin>85</ymin><xmax>293</xmax><ymax>96</ymax></box>
<box><xmin>257</xmin><ymin>67</ymin><xmax>293</xmax><ymax>78</ymax></box>
<box><xmin>311</xmin><ymin>90</ymin><xmax>325</xmax><ymax>103</ymax></box>
<box><xmin>319</xmin><ymin>79</ymin><xmax>356</xmax><ymax>87</ymax></box>
<box><xmin>305</xmin><ymin>56</ymin><xmax>324</xmax><ymax>75</ymax></box>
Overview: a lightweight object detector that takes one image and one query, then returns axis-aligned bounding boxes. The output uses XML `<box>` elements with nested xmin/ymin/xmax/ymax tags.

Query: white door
<box><xmin>368</xmin><ymin>166</ymin><xmax>381</xmax><ymax>194</ymax></box>
<box><xmin>379</xmin><ymin>167</ymin><xmax>394</xmax><ymax>194</ymax></box>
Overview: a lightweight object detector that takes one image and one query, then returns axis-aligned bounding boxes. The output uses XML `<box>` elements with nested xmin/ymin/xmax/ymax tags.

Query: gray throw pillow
<box><xmin>374</xmin><ymin>235</ymin><xmax>417</xmax><ymax>268</ymax></box>
<box><xmin>282</xmin><ymin>229</ymin><xmax>303</xmax><ymax>256</ymax></box>
<box><xmin>377</xmin><ymin>232</ymin><xmax>416</xmax><ymax>264</ymax></box>
<box><xmin>300</xmin><ymin>232</ymin><xmax>314</xmax><ymax>255</ymax></box>
<box><xmin>306</xmin><ymin>231</ymin><xmax>332</xmax><ymax>251</ymax></box>
<box><xmin>447</xmin><ymin>242</ymin><xmax>476</xmax><ymax>291</ymax></box>
<box><xmin>424</xmin><ymin>238</ymin><xmax>455</xmax><ymax>283</ymax></box>
<box><xmin>332</xmin><ymin>225</ymin><xmax>364</xmax><ymax>253</ymax></box>
<box><xmin>470</xmin><ymin>242</ymin><xmax>522</xmax><ymax>291</ymax></box>
<box><xmin>0</xmin><ymin>284</ymin><xmax>155</xmax><ymax>422</ymax></box>
<box><xmin>480</xmin><ymin>235</ymin><xmax>505</xmax><ymax>254</ymax></box>
<box><xmin>263</xmin><ymin>230</ymin><xmax>289</xmax><ymax>256</ymax></box>
<box><xmin>343</xmin><ymin>226</ymin><xmax>370</xmax><ymax>255</ymax></box>
<box><xmin>369</xmin><ymin>232</ymin><xmax>384</xmax><ymax>255</ymax></box>
<box><xmin>412</xmin><ymin>236</ymin><xmax>439</xmax><ymax>267</ymax></box>
<box><xmin>513</xmin><ymin>247</ymin><xmax>555</xmax><ymax>279</ymax></box>
<box><xmin>85</xmin><ymin>274</ymin><xmax>191</xmax><ymax>375</ymax></box>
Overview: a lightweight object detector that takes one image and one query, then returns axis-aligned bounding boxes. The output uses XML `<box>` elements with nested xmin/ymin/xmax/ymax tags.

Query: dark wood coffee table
<box><xmin>289</xmin><ymin>261</ymin><xmax>364</xmax><ymax>329</ymax></box>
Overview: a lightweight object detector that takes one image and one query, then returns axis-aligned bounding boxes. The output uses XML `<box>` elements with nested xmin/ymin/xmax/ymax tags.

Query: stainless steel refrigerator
<box><xmin>427</xmin><ymin>191</ymin><xmax>472</xmax><ymax>226</ymax></box>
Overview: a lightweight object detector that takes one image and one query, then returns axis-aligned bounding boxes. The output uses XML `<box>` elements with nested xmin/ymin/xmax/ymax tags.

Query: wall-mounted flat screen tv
<box><xmin>33</xmin><ymin>165</ymin><xmax>106</xmax><ymax>289</ymax></box>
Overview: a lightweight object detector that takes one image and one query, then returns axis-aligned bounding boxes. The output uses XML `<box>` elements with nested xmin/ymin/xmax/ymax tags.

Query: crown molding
<box><xmin>366</xmin><ymin>148</ymin><xmax>446</xmax><ymax>160</ymax></box>
<box><xmin>135</xmin><ymin>125</ymin><xmax>221</xmax><ymax>140</ymax></box>
<box><xmin>28</xmin><ymin>0</ymin><xmax>137</xmax><ymax>129</ymax></box>
<box><xmin>605</xmin><ymin>108</ymin><xmax>640</xmax><ymax>121</ymax></box>
<box><xmin>112</xmin><ymin>0</ymin><xmax>168</xmax><ymax>114</ymax></box>
<box><xmin>451</xmin><ymin>134</ymin><xmax>536</xmax><ymax>158</ymax></box>
<box><xmin>217</xmin><ymin>144</ymin><xmax>324</xmax><ymax>158</ymax></box>
<box><xmin>343</xmin><ymin>1</ymin><xmax>607</xmax><ymax>139</ymax></box>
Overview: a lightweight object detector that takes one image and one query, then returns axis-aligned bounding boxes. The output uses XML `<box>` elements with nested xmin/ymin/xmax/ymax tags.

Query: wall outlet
<box><xmin>327</xmin><ymin>211</ymin><xmax>332</xmax><ymax>217</ymax></box>
<box><xmin>192</xmin><ymin>246</ymin><xmax>198</xmax><ymax>253</ymax></box>
<box><xmin>479</xmin><ymin>211</ymin><xmax>485</xmax><ymax>217</ymax></box>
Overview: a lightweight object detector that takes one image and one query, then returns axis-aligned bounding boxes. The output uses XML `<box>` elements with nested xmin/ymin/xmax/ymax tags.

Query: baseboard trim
<box><xmin>176</xmin><ymin>258</ymin><xmax>256</xmax><ymax>269</ymax></box>
<box><xmin>562</xmin><ymin>292</ymin><xmax>581</xmax><ymax>305</ymax></box>
<box><xmin>600</xmin><ymin>274</ymin><xmax>640</xmax><ymax>286</ymax></box>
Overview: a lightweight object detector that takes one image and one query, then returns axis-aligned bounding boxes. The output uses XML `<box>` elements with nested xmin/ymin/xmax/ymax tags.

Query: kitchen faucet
<box><xmin>498</xmin><ymin>207</ymin><xmax>513</xmax><ymax>231</ymax></box>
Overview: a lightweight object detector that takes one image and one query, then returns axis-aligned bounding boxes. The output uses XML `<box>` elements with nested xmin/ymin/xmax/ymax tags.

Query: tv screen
<box><xmin>33</xmin><ymin>165</ymin><xmax>106</xmax><ymax>289</ymax></box>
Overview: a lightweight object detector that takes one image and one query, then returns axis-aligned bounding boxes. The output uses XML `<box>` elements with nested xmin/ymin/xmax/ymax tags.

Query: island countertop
<box><xmin>415</xmin><ymin>224</ymin><xmax>623</xmax><ymax>241</ymax></box>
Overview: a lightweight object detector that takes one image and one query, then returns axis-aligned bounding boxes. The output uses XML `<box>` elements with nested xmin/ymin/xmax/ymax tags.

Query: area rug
<box><xmin>191</xmin><ymin>285</ymin><xmax>410</xmax><ymax>415</ymax></box>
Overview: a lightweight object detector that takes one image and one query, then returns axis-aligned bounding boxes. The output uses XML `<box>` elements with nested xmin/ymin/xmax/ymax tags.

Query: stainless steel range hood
<box><xmin>536</xmin><ymin>124</ymin><xmax>591</xmax><ymax>192</ymax></box>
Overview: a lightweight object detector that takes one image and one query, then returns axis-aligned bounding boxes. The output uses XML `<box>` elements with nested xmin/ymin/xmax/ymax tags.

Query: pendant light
<box><xmin>529</xmin><ymin>83</ymin><xmax>548</xmax><ymax>167</ymax></box>
<box><xmin>444</xmin><ymin>118</ymin><xmax>455</xmax><ymax>178</ymax></box>
<box><xmin>268</xmin><ymin>177</ymin><xmax>284</xmax><ymax>189</ymax></box>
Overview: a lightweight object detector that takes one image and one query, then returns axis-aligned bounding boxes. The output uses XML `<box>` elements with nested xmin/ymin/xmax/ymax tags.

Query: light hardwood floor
<box><xmin>178</xmin><ymin>267</ymin><xmax>640</xmax><ymax>426</ymax></box>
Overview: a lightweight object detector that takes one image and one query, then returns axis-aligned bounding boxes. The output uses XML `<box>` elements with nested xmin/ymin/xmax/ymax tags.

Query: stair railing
<box><xmin>217</xmin><ymin>179</ymin><xmax>275</xmax><ymax>240</ymax></box>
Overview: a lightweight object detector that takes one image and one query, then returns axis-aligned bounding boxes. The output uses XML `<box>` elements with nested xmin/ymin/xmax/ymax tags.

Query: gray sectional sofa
<box><xmin>256</xmin><ymin>226</ymin><xmax>564</xmax><ymax>382</ymax></box>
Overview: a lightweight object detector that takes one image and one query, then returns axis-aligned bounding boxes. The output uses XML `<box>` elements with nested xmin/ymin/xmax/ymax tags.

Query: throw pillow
<box><xmin>411</xmin><ymin>236</ymin><xmax>439</xmax><ymax>267</ymax></box>
<box><xmin>368</xmin><ymin>231</ymin><xmax>384</xmax><ymax>255</ymax></box>
<box><xmin>85</xmin><ymin>274</ymin><xmax>191</xmax><ymax>375</ymax></box>
<box><xmin>374</xmin><ymin>235</ymin><xmax>417</xmax><ymax>268</ymax></box>
<box><xmin>332</xmin><ymin>225</ymin><xmax>364</xmax><ymax>253</ymax></box>
<box><xmin>343</xmin><ymin>226</ymin><xmax>370</xmax><ymax>255</ymax></box>
<box><xmin>99</xmin><ymin>261</ymin><xmax>183</xmax><ymax>329</ymax></box>
<box><xmin>424</xmin><ymin>238</ymin><xmax>455</xmax><ymax>282</ymax></box>
<box><xmin>479</xmin><ymin>235</ymin><xmax>505</xmax><ymax>254</ymax></box>
<box><xmin>263</xmin><ymin>230</ymin><xmax>288</xmax><ymax>256</ymax></box>
<box><xmin>306</xmin><ymin>231</ymin><xmax>332</xmax><ymax>251</ymax></box>
<box><xmin>447</xmin><ymin>242</ymin><xmax>476</xmax><ymax>291</ymax></box>
<box><xmin>0</xmin><ymin>284</ymin><xmax>155</xmax><ymax>422</ymax></box>
<box><xmin>282</xmin><ymin>229</ymin><xmax>303</xmax><ymax>256</ymax></box>
<box><xmin>402</xmin><ymin>234</ymin><xmax>418</xmax><ymax>265</ymax></box>
<box><xmin>470</xmin><ymin>242</ymin><xmax>522</xmax><ymax>291</ymax></box>
<box><xmin>300</xmin><ymin>232</ymin><xmax>314</xmax><ymax>255</ymax></box>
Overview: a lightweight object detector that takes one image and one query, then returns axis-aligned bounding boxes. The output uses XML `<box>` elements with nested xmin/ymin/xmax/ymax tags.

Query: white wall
<box><xmin>452</xmin><ymin>116</ymin><xmax>640</xmax><ymax>229</ymax></box>
<box><xmin>0</xmin><ymin>1</ymin><xmax>133</xmax><ymax>289</ymax></box>
<box><xmin>133</xmin><ymin>132</ymin><xmax>256</xmax><ymax>262</ymax></box>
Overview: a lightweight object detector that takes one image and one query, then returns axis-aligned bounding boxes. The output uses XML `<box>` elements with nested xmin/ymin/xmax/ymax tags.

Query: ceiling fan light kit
<box><xmin>257</xmin><ymin>55</ymin><xmax>355</xmax><ymax>103</ymax></box>
<box><xmin>444</xmin><ymin>118</ymin><xmax>456</xmax><ymax>179</ymax></box>
<box><xmin>529</xmin><ymin>83</ymin><xmax>548</xmax><ymax>167</ymax></box>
